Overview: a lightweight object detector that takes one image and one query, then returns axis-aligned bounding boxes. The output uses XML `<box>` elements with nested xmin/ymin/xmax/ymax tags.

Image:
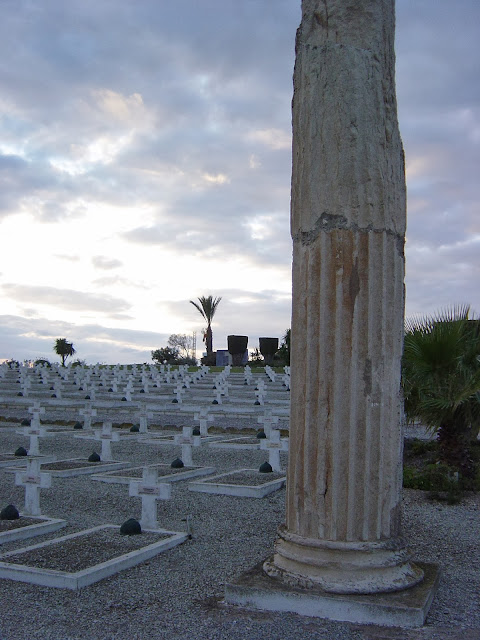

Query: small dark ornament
<box><xmin>51</xmin><ymin>394</ymin><xmax>57</xmax><ymax>398</ymax></box>
<box><xmin>121</xmin><ymin>397</ymin><xmax>127</xmax><ymax>401</ymax></box>
<box><xmin>17</xmin><ymin>392</ymin><xmax>23</xmax><ymax>396</ymax></box>
<box><xmin>50</xmin><ymin>386</ymin><xmax>54</xmax><ymax>390</ymax></box>
<box><xmin>140</xmin><ymin>389</ymin><xmax>145</xmax><ymax>393</ymax></box>
<box><xmin>99</xmin><ymin>383</ymin><xmax>103</xmax><ymax>387</ymax></box>
<box><xmin>192</xmin><ymin>427</ymin><xmax>200</xmax><ymax>436</ymax></box>
<box><xmin>130</xmin><ymin>424</ymin><xmax>140</xmax><ymax>432</ymax></box>
<box><xmin>254</xmin><ymin>400</ymin><xmax>261</xmax><ymax>405</ymax></box>
<box><xmin>244</xmin><ymin>381</ymin><xmax>248</xmax><ymax>385</ymax></box>
<box><xmin>74</xmin><ymin>422</ymin><xmax>83</xmax><ymax>430</ymax></box>
<box><xmin>79</xmin><ymin>386</ymin><xmax>84</xmax><ymax>391</ymax></box>
<box><xmin>172</xmin><ymin>399</ymin><xmax>178</xmax><ymax>403</ymax></box>
<box><xmin>153</xmin><ymin>384</ymin><xmax>158</xmax><ymax>388</ymax></box>
<box><xmin>1</xmin><ymin>504</ymin><xmax>20</xmax><ymax>520</ymax></box>
<box><xmin>171</xmin><ymin>458</ymin><xmax>184</xmax><ymax>468</ymax></box>
<box><xmin>212</xmin><ymin>399</ymin><xmax>218</xmax><ymax>404</ymax></box>
<box><xmin>108</xmin><ymin>388</ymin><xmax>113</xmax><ymax>392</ymax></box>
<box><xmin>259</xmin><ymin>462</ymin><xmax>273</xmax><ymax>473</ymax></box>
<box><xmin>88</xmin><ymin>451</ymin><xmax>101</xmax><ymax>462</ymax></box>
<box><xmin>21</xmin><ymin>419</ymin><xmax>30</xmax><ymax>426</ymax></box>
<box><xmin>14</xmin><ymin>446</ymin><xmax>28</xmax><ymax>456</ymax></box>
<box><xmin>120</xmin><ymin>518</ymin><xmax>142</xmax><ymax>536</ymax></box>
<box><xmin>84</xmin><ymin>395</ymin><xmax>90</xmax><ymax>400</ymax></box>
<box><xmin>256</xmin><ymin>430</ymin><xmax>267</xmax><ymax>439</ymax></box>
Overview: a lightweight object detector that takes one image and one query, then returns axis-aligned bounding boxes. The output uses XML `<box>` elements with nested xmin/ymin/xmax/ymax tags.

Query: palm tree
<box><xmin>53</xmin><ymin>338</ymin><xmax>76</xmax><ymax>367</ymax></box>
<box><xmin>402</xmin><ymin>305</ymin><xmax>480</xmax><ymax>480</ymax></box>
<box><xmin>189</xmin><ymin>295</ymin><xmax>222</xmax><ymax>356</ymax></box>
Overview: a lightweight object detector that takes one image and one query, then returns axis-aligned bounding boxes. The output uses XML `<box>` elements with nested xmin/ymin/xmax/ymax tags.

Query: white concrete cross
<box><xmin>172</xmin><ymin>382</ymin><xmax>185</xmax><ymax>404</ymax></box>
<box><xmin>79</xmin><ymin>403</ymin><xmax>97</xmax><ymax>429</ymax></box>
<box><xmin>17</xmin><ymin>423</ymin><xmax>50</xmax><ymax>456</ymax></box>
<box><xmin>257</xmin><ymin>409</ymin><xmax>279</xmax><ymax>438</ymax></box>
<box><xmin>28</xmin><ymin>401</ymin><xmax>45</xmax><ymax>428</ymax></box>
<box><xmin>260</xmin><ymin>428</ymin><xmax>289</xmax><ymax>472</ymax></box>
<box><xmin>15</xmin><ymin>458</ymin><xmax>52</xmax><ymax>516</ymax></box>
<box><xmin>173</xmin><ymin>426</ymin><xmax>201</xmax><ymax>466</ymax></box>
<box><xmin>129</xmin><ymin>467</ymin><xmax>171</xmax><ymax>529</ymax></box>
<box><xmin>265</xmin><ymin>366</ymin><xmax>276</xmax><ymax>382</ymax></box>
<box><xmin>137</xmin><ymin>403</ymin><xmax>154</xmax><ymax>433</ymax></box>
<box><xmin>193</xmin><ymin>407</ymin><xmax>215</xmax><ymax>436</ymax></box>
<box><xmin>93</xmin><ymin>421</ymin><xmax>119</xmax><ymax>461</ymax></box>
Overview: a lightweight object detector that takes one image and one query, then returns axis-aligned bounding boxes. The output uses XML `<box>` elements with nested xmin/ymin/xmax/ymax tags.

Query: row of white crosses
<box><xmin>254</xmin><ymin>379</ymin><xmax>267</xmax><ymax>405</ymax></box>
<box><xmin>264</xmin><ymin>366</ymin><xmax>276</xmax><ymax>383</ymax></box>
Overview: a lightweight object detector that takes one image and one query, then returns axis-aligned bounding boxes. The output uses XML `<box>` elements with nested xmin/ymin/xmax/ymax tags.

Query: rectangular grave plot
<box><xmin>189</xmin><ymin>469</ymin><xmax>286</xmax><ymax>498</ymax></box>
<box><xmin>0</xmin><ymin>517</ymin><xmax>66</xmax><ymax>545</ymax></box>
<box><xmin>208</xmin><ymin>437</ymin><xmax>260</xmax><ymax>450</ymax></box>
<box><xmin>35</xmin><ymin>459</ymin><xmax>131</xmax><ymax>477</ymax></box>
<box><xmin>0</xmin><ymin>525</ymin><xmax>188</xmax><ymax>590</ymax></box>
<box><xmin>91</xmin><ymin>464</ymin><xmax>216</xmax><ymax>485</ymax></box>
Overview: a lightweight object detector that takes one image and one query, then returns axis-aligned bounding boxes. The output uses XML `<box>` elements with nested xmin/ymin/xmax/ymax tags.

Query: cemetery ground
<box><xmin>0</xmin><ymin>417</ymin><xmax>478</xmax><ymax>639</ymax></box>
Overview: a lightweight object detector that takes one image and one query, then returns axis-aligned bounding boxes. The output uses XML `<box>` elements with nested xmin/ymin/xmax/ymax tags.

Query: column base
<box><xmin>264</xmin><ymin>526</ymin><xmax>424</xmax><ymax>594</ymax></box>
<box><xmin>224</xmin><ymin>560</ymin><xmax>440</xmax><ymax>628</ymax></box>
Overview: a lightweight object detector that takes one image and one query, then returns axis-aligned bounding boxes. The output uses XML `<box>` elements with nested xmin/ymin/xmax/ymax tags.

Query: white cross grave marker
<box><xmin>129</xmin><ymin>467</ymin><xmax>171</xmax><ymax>529</ymax></box>
<box><xmin>15</xmin><ymin>458</ymin><xmax>52</xmax><ymax>516</ymax></box>
<box><xmin>260</xmin><ymin>428</ymin><xmax>289</xmax><ymax>472</ymax></box>
<box><xmin>79</xmin><ymin>403</ymin><xmax>97</xmax><ymax>430</ymax></box>
<box><xmin>193</xmin><ymin>407</ymin><xmax>215</xmax><ymax>436</ymax></box>
<box><xmin>93</xmin><ymin>421</ymin><xmax>119</xmax><ymax>461</ymax></box>
<box><xmin>173</xmin><ymin>426</ymin><xmax>201</xmax><ymax>466</ymax></box>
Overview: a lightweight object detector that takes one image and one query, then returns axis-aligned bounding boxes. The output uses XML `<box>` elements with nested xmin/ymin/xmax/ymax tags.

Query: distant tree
<box><xmin>189</xmin><ymin>295</ymin><xmax>222</xmax><ymax>356</ymax></box>
<box><xmin>276</xmin><ymin>329</ymin><xmax>291</xmax><ymax>365</ymax></box>
<box><xmin>34</xmin><ymin>359</ymin><xmax>51</xmax><ymax>368</ymax></box>
<box><xmin>249</xmin><ymin>348</ymin><xmax>264</xmax><ymax>364</ymax></box>
<box><xmin>53</xmin><ymin>338</ymin><xmax>76</xmax><ymax>367</ymax></box>
<box><xmin>168</xmin><ymin>334</ymin><xmax>193</xmax><ymax>359</ymax></box>
<box><xmin>151</xmin><ymin>347</ymin><xmax>180</xmax><ymax>364</ymax></box>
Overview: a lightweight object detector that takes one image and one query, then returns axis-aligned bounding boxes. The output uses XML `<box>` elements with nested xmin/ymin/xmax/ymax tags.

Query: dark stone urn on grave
<box><xmin>259</xmin><ymin>337</ymin><xmax>279</xmax><ymax>366</ymax></box>
<box><xmin>227</xmin><ymin>335</ymin><xmax>248</xmax><ymax>367</ymax></box>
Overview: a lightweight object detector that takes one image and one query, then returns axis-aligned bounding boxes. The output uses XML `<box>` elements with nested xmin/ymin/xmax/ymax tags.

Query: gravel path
<box><xmin>0</xmin><ymin>415</ymin><xmax>478</xmax><ymax>640</ymax></box>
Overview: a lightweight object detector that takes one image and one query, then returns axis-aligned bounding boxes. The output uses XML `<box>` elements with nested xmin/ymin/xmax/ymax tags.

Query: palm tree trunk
<box><xmin>437</xmin><ymin>412</ymin><xmax>476</xmax><ymax>480</ymax></box>
<box><xmin>205</xmin><ymin>325</ymin><xmax>213</xmax><ymax>355</ymax></box>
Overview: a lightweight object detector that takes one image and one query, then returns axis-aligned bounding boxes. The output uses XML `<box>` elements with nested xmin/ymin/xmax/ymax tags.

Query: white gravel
<box><xmin>0</xmin><ymin>410</ymin><xmax>478</xmax><ymax>640</ymax></box>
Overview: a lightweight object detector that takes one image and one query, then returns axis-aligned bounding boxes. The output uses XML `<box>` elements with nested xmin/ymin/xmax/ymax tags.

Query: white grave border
<box><xmin>0</xmin><ymin>524</ymin><xmax>188</xmax><ymax>590</ymax></box>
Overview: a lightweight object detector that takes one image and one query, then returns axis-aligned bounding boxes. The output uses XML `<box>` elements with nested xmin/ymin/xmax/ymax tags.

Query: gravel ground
<box><xmin>0</xmin><ymin>413</ymin><xmax>479</xmax><ymax>640</ymax></box>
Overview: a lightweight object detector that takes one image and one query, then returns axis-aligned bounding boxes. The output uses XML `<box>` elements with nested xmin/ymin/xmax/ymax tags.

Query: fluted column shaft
<box><xmin>264</xmin><ymin>0</ymin><xmax>423</xmax><ymax>594</ymax></box>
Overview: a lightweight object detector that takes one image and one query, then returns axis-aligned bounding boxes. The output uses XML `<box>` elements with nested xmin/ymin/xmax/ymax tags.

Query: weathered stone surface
<box><xmin>264</xmin><ymin>0</ymin><xmax>421</xmax><ymax>596</ymax></box>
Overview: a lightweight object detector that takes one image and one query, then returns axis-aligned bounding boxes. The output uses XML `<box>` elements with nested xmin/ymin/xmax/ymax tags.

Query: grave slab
<box><xmin>224</xmin><ymin>561</ymin><xmax>441</xmax><ymax>628</ymax></box>
<box><xmin>208</xmin><ymin>437</ymin><xmax>260</xmax><ymax>450</ymax></box>
<box><xmin>3</xmin><ymin>458</ymin><xmax>131</xmax><ymax>478</ymax></box>
<box><xmin>0</xmin><ymin>524</ymin><xmax>188</xmax><ymax>590</ymax></box>
<box><xmin>0</xmin><ymin>516</ymin><xmax>66</xmax><ymax>545</ymax></box>
<box><xmin>91</xmin><ymin>463</ymin><xmax>216</xmax><ymax>485</ymax></box>
<box><xmin>189</xmin><ymin>469</ymin><xmax>286</xmax><ymax>498</ymax></box>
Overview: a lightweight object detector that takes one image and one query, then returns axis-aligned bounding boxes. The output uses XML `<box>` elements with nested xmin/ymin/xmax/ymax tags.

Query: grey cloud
<box><xmin>0</xmin><ymin>314</ymin><xmax>170</xmax><ymax>364</ymax></box>
<box><xmin>92</xmin><ymin>255</ymin><xmax>123</xmax><ymax>270</ymax></box>
<box><xmin>2</xmin><ymin>284</ymin><xmax>130</xmax><ymax>314</ymax></box>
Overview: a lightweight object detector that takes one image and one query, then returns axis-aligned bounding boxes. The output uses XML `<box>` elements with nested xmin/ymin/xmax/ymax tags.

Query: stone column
<box><xmin>264</xmin><ymin>0</ymin><xmax>423</xmax><ymax>594</ymax></box>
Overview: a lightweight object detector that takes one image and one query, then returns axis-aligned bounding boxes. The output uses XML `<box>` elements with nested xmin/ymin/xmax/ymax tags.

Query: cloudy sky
<box><xmin>0</xmin><ymin>1</ymin><xmax>478</xmax><ymax>365</ymax></box>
